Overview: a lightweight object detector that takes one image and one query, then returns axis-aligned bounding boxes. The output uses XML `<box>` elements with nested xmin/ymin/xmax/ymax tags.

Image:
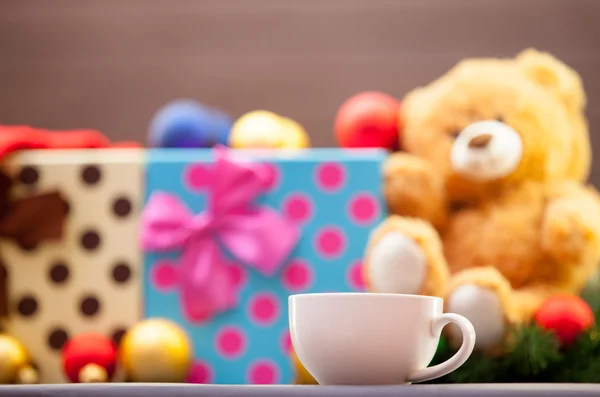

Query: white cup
<box><xmin>289</xmin><ymin>292</ymin><xmax>475</xmax><ymax>385</ymax></box>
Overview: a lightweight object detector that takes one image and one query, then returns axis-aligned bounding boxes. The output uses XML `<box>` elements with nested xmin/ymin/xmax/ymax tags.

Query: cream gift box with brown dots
<box><xmin>0</xmin><ymin>149</ymin><xmax>144</xmax><ymax>384</ymax></box>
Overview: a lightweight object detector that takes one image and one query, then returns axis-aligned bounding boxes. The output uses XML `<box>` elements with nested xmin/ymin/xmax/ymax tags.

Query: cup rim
<box><xmin>288</xmin><ymin>292</ymin><xmax>443</xmax><ymax>303</ymax></box>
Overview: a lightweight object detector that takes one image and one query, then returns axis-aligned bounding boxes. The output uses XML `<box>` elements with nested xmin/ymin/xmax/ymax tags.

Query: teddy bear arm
<box><xmin>364</xmin><ymin>216</ymin><xmax>450</xmax><ymax>298</ymax></box>
<box><xmin>382</xmin><ymin>152</ymin><xmax>448</xmax><ymax>229</ymax></box>
<box><xmin>445</xmin><ymin>268</ymin><xmax>561</xmax><ymax>353</ymax></box>
<box><xmin>541</xmin><ymin>185</ymin><xmax>600</xmax><ymax>265</ymax></box>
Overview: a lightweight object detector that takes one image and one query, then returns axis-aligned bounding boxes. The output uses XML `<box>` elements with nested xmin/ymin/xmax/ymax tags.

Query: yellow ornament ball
<box><xmin>0</xmin><ymin>335</ymin><xmax>29</xmax><ymax>384</ymax></box>
<box><xmin>119</xmin><ymin>319</ymin><xmax>192</xmax><ymax>383</ymax></box>
<box><xmin>229</xmin><ymin>110</ymin><xmax>285</xmax><ymax>149</ymax></box>
<box><xmin>280</xmin><ymin>118</ymin><xmax>310</xmax><ymax>149</ymax></box>
<box><xmin>229</xmin><ymin>110</ymin><xmax>310</xmax><ymax>149</ymax></box>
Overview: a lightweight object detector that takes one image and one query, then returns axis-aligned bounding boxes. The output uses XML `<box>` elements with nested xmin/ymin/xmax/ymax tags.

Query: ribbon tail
<box><xmin>179</xmin><ymin>239</ymin><xmax>237</xmax><ymax>322</ymax></box>
<box><xmin>179</xmin><ymin>240</ymin><xmax>215</xmax><ymax>322</ymax></box>
<box><xmin>180</xmin><ymin>284</ymin><xmax>214</xmax><ymax>323</ymax></box>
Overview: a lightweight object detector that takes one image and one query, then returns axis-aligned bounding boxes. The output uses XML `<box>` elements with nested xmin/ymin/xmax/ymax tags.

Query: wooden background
<box><xmin>1</xmin><ymin>0</ymin><xmax>600</xmax><ymax>183</ymax></box>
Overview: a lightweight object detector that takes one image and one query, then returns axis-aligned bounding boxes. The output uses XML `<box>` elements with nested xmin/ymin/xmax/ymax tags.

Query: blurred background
<box><xmin>0</xmin><ymin>0</ymin><xmax>599</xmax><ymax>180</ymax></box>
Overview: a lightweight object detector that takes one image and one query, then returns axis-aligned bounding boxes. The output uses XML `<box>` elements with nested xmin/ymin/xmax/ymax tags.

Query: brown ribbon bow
<box><xmin>0</xmin><ymin>170</ymin><xmax>69</xmax><ymax>317</ymax></box>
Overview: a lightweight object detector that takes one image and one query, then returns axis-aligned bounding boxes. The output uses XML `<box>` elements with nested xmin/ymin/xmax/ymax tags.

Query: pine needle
<box><xmin>426</xmin><ymin>285</ymin><xmax>600</xmax><ymax>383</ymax></box>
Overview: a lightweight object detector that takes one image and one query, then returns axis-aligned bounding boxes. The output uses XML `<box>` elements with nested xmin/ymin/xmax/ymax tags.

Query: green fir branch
<box><xmin>425</xmin><ymin>284</ymin><xmax>600</xmax><ymax>384</ymax></box>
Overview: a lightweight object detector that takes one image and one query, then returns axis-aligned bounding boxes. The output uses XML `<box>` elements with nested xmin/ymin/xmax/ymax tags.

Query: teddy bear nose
<box><xmin>467</xmin><ymin>133</ymin><xmax>493</xmax><ymax>149</ymax></box>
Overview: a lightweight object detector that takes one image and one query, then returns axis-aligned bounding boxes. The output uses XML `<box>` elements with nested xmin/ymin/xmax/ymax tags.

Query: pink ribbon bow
<box><xmin>141</xmin><ymin>147</ymin><xmax>300</xmax><ymax>322</ymax></box>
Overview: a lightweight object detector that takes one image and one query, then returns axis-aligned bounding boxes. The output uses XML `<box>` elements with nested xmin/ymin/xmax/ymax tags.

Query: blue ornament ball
<box><xmin>208</xmin><ymin>110</ymin><xmax>233</xmax><ymax>146</ymax></box>
<box><xmin>148</xmin><ymin>100</ymin><xmax>232</xmax><ymax>148</ymax></box>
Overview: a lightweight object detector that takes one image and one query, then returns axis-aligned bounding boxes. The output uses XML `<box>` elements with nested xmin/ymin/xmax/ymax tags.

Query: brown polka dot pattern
<box><xmin>81</xmin><ymin>165</ymin><xmax>101</xmax><ymax>185</ymax></box>
<box><xmin>112</xmin><ymin>197</ymin><xmax>132</xmax><ymax>218</ymax></box>
<box><xmin>16</xmin><ymin>295</ymin><xmax>38</xmax><ymax>316</ymax></box>
<box><xmin>111</xmin><ymin>328</ymin><xmax>127</xmax><ymax>346</ymax></box>
<box><xmin>48</xmin><ymin>328</ymin><xmax>69</xmax><ymax>350</ymax></box>
<box><xmin>80</xmin><ymin>295</ymin><xmax>100</xmax><ymax>316</ymax></box>
<box><xmin>112</xmin><ymin>262</ymin><xmax>132</xmax><ymax>284</ymax></box>
<box><xmin>49</xmin><ymin>262</ymin><xmax>69</xmax><ymax>284</ymax></box>
<box><xmin>80</xmin><ymin>230</ymin><xmax>101</xmax><ymax>251</ymax></box>
<box><xmin>1</xmin><ymin>150</ymin><xmax>144</xmax><ymax>383</ymax></box>
<box><xmin>18</xmin><ymin>166</ymin><xmax>39</xmax><ymax>185</ymax></box>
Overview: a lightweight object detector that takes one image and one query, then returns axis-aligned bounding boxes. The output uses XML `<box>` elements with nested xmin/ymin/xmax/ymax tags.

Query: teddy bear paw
<box><xmin>365</xmin><ymin>230</ymin><xmax>427</xmax><ymax>295</ymax></box>
<box><xmin>446</xmin><ymin>284</ymin><xmax>506</xmax><ymax>350</ymax></box>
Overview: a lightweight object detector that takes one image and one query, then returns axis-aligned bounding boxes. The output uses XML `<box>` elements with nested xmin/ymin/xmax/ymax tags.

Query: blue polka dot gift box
<box><xmin>141</xmin><ymin>146</ymin><xmax>387</xmax><ymax>385</ymax></box>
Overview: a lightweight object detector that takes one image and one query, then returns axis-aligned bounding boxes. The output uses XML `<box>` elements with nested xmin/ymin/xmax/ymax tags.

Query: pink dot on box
<box><xmin>348</xmin><ymin>260</ymin><xmax>366</xmax><ymax>290</ymax></box>
<box><xmin>348</xmin><ymin>192</ymin><xmax>379</xmax><ymax>225</ymax></box>
<box><xmin>183</xmin><ymin>163</ymin><xmax>212</xmax><ymax>192</ymax></box>
<box><xmin>315</xmin><ymin>162</ymin><xmax>346</xmax><ymax>192</ymax></box>
<box><xmin>247</xmin><ymin>360</ymin><xmax>280</xmax><ymax>384</ymax></box>
<box><xmin>248</xmin><ymin>292</ymin><xmax>280</xmax><ymax>326</ymax></box>
<box><xmin>186</xmin><ymin>360</ymin><xmax>213</xmax><ymax>384</ymax></box>
<box><xmin>280</xmin><ymin>329</ymin><xmax>292</xmax><ymax>355</ymax></box>
<box><xmin>215</xmin><ymin>326</ymin><xmax>247</xmax><ymax>359</ymax></box>
<box><xmin>315</xmin><ymin>226</ymin><xmax>347</xmax><ymax>259</ymax></box>
<box><xmin>261</xmin><ymin>163</ymin><xmax>281</xmax><ymax>191</ymax></box>
<box><xmin>151</xmin><ymin>260</ymin><xmax>179</xmax><ymax>291</ymax></box>
<box><xmin>282</xmin><ymin>193</ymin><xmax>313</xmax><ymax>224</ymax></box>
<box><xmin>228</xmin><ymin>263</ymin><xmax>248</xmax><ymax>289</ymax></box>
<box><xmin>281</xmin><ymin>259</ymin><xmax>313</xmax><ymax>292</ymax></box>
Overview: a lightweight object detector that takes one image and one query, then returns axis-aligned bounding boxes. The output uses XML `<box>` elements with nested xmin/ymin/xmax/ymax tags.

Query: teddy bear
<box><xmin>363</xmin><ymin>48</ymin><xmax>600</xmax><ymax>353</ymax></box>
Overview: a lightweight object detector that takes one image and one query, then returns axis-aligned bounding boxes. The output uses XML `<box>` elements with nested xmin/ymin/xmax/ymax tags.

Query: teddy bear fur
<box><xmin>363</xmin><ymin>49</ymin><xmax>600</xmax><ymax>353</ymax></box>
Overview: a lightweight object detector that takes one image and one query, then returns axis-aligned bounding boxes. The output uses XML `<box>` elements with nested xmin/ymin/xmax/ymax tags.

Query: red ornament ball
<box><xmin>534</xmin><ymin>294</ymin><xmax>594</xmax><ymax>347</ymax></box>
<box><xmin>334</xmin><ymin>91</ymin><xmax>401</xmax><ymax>150</ymax></box>
<box><xmin>61</xmin><ymin>333</ymin><xmax>117</xmax><ymax>383</ymax></box>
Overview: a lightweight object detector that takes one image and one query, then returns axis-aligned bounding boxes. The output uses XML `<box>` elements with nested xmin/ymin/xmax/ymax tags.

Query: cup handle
<box><xmin>406</xmin><ymin>313</ymin><xmax>476</xmax><ymax>383</ymax></box>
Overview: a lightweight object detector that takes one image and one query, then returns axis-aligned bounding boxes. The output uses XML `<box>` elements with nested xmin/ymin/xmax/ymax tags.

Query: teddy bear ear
<box><xmin>515</xmin><ymin>48</ymin><xmax>586</xmax><ymax>113</ymax></box>
<box><xmin>398</xmin><ymin>86</ymin><xmax>432</xmax><ymax>152</ymax></box>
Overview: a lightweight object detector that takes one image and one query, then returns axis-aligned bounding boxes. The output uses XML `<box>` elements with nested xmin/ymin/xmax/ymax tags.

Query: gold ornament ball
<box><xmin>119</xmin><ymin>319</ymin><xmax>192</xmax><ymax>382</ymax></box>
<box><xmin>280</xmin><ymin>117</ymin><xmax>310</xmax><ymax>149</ymax></box>
<box><xmin>229</xmin><ymin>110</ymin><xmax>285</xmax><ymax>149</ymax></box>
<box><xmin>229</xmin><ymin>110</ymin><xmax>309</xmax><ymax>149</ymax></box>
<box><xmin>0</xmin><ymin>335</ymin><xmax>29</xmax><ymax>384</ymax></box>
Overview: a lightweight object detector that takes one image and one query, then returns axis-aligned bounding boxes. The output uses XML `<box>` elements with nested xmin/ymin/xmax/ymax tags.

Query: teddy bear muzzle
<box><xmin>450</xmin><ymin>120</ymin><xmax>523</xmax><ymax>182</ymax></box>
